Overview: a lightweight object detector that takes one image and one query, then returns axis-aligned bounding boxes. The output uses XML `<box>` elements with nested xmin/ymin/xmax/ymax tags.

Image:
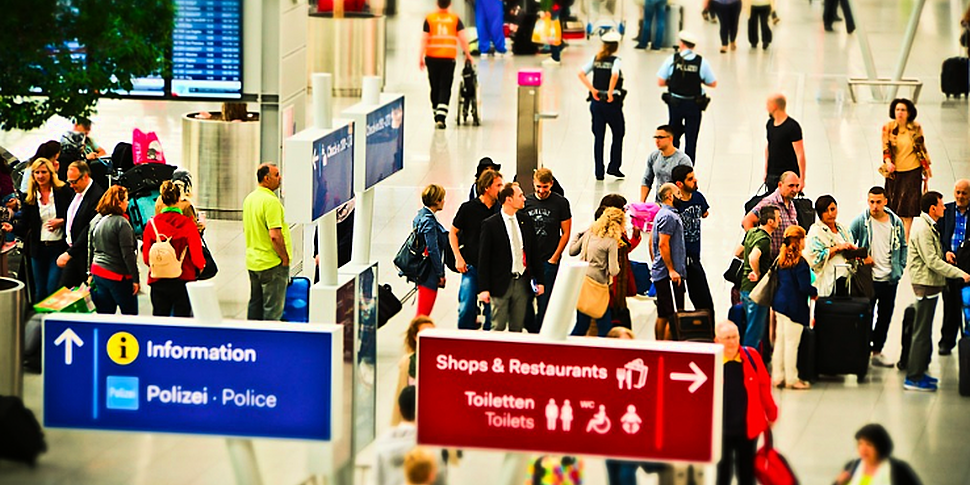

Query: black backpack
<box><xmin>0</xmin><ymin>395</ymin><xmax>47</xmax><ymax>466</ymax></box>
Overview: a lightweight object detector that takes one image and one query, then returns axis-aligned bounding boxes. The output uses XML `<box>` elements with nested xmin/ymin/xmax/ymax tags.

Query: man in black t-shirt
<box><xmin>671</xmin><ymin>164</ymin><xmax>714</xmax><ymax>318</ymax></box>
<box><xmin>450</xmin><ymin>169</ymin><xmax>503</xmax><ymax>329</ymax></box>
<box><xmin>522</xmin><ymin>168</ymin><xmax>572</xmax><ymax>332</ymax></box>
<box><xmin>764</xmin><ymin>94</ymin><xmax>807</xmax><ymax>190</ymax></box>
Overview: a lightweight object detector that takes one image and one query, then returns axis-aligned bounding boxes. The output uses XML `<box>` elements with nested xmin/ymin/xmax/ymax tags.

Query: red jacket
<box><xmin>142</xmin><ymin>211</ymin><xmax>205</xmax><ymax>284</ymax></box>
<box><xmin>740</xmin><ymin>347</ymin><xmax>778</xmax><ymax>439</ymax></box>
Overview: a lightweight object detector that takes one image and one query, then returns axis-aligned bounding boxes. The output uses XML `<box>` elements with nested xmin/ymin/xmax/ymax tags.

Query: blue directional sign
<box><xmin>43</xmin><ymin>315</ymin><xmax>341</xmax><ymax>441</ymax></box>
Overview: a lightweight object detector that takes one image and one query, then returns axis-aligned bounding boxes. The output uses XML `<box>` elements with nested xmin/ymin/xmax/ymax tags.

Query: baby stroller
<box><xmin>457</xmin><ymin>60</ymin><xmax>481</xmax><ymax>127</ymax></box>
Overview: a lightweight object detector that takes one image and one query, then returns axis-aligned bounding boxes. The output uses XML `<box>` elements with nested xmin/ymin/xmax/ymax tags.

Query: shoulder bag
<box><xmin>749</xmin><ymin>260</ymin><xmax>779</xmax><ymax>307</ymax></box>
<box><xmin>393</xmin><ymin>227</ymin><xmax>429</xmax><ymax>283</ymax></box>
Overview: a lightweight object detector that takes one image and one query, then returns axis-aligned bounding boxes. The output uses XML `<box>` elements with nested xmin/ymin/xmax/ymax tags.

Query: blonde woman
<box><xmin>569</xmin><ymin>207</ymin><xmax>623</xmax><ymax>336</ymax></box>
<box><xmin>14</xmin><ymin>158</ymin><xmax>72</xmax><ymax>299</ymax></box>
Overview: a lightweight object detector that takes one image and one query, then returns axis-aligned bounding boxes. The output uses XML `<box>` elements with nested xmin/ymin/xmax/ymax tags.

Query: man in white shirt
<box><xmin>478</xmin><ymin>183</ymin><xmax>544</xmax><ymax>332</ymax></box>
<box><xmin>850</xmin><ymin>187</ymin><xmax>908</xmax><ymax>368</ymax></box>
<box><xmin>56</xmin><ymin>161</ymin><xmax>104</xmax><ymax>288</ymax></box>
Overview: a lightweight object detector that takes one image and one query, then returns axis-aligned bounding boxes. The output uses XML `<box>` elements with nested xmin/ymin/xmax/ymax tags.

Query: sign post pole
<box><xmin>187</xmin><ymin>282</ymin><xmax>264</xmax><ymax>485</ymax></box>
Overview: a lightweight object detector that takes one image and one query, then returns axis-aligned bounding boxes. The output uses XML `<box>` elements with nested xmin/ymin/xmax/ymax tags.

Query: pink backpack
<box><xmin>626</xmin><ymin>202</ymin><xmax>661</xmax><ymax>232</ymax></box>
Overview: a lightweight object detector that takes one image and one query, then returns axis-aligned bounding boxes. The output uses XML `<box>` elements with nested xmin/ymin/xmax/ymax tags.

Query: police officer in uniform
<box><xmin>657</xmin><ymin>31</ymin><xmax>717</xmax><ymax>165</ymax></box>
<box><xmin>577</xmin><ymin>31</ymin><xmax>626</xmax><ymax>181</ymax></box>
<box><xmin>420</xmin><ymin>0</ymin><xmax>474</xmax><ymax>129</ymax></box>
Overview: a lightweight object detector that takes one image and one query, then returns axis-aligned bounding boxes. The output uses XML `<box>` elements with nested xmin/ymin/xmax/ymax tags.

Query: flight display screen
<box><xmin>170</xmin><ymin>0</ymin><xmax>242</xmax><ymax>99</ymax></box>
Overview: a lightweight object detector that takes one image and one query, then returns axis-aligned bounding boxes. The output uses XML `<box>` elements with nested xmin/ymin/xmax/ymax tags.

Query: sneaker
<box><xmin>607</xmin><ymin>169</ymin><xmax>626</xmax><ymax>178</ymax></box>
<box><xmin>903</xmin><ymin>377</ymin><xmax>938</xmax><ymax>392</ymax></box>
<box><xmin>494</xmin><ymin>51</ymin><xmax>510</xmax><ymax>59</ymax></box>
<box><xmin>541</xmin><ymin>58</ymin><xmax>561</xmax><ymax>66</ymax></box>
<box><xmin>871</xmin><ymin>353</ymin><xmax>894</xmax><ymax>368</ymax></box>
<box><xmin>939</xmin><ymin>346</ymin><xmax>952</xmax><ymax>356</ymax></box>
<box><xmin>435</xmin><ymin>121</ymin><xmax>446</xmax><ymax>130</ymax></box>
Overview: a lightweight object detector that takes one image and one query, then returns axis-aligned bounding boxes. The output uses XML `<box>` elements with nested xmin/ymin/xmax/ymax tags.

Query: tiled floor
<box><xmin>1</xmin><ymin>0</ymin><xmax>969</xmax><ymax>483</ymax></box>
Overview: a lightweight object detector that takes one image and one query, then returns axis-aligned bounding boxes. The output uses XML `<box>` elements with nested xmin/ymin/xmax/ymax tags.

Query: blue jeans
<box><xmin>91</xmin><ymin>275</ymin><xmax>139</xmax><ymax>315</ymax></box>
<box><xmin>30</xmin><ymin>244</ymin><xmax>64</xmax><ymax>301</ymax></box>
<box><xmin>458</xmin><ymin>265</ymin><xmax>491</xmax><ymax>330</ymax></box>
<box><xmin>536</xmin><ymin>261</ymin><xmax>559</xmax><ymax>328</ymax></box>
<box><xmin>740</xmin><ymin>290</ymin><xmax>769</xmax><ymax>348</ymax></box>
<box><xmin>637</xmin><ymin>0</ymin><xmax>668</xmax><ymax>49</ymax></box>
<box><xmin>572</xmin><ymin>308</ymin><xmax>613</xmax><ymax>337</ymax></box>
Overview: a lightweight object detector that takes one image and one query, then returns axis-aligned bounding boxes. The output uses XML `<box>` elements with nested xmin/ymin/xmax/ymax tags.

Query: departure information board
<box><xmin>171</xmin><ymin>0</ymin><xmax>242</xmax><ymax>99</ymax></box>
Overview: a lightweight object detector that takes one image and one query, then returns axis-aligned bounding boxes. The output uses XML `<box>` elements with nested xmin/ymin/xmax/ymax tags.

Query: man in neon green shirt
<box><xmin>243</xmin><ymin>163</ymin><xmax>292</xmax><ymax>320</ymax></box>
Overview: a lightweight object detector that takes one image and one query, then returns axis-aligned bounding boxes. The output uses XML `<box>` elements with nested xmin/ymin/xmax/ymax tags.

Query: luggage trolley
<box><xmin>581</xmin><ymin>0</ymin><xmax>627</xmax><ymax>38</ymax></box>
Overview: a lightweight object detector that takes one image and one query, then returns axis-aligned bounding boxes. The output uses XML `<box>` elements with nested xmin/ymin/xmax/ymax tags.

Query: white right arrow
<box><xmin>54</xmin><ymin>328</ymin><xmax>84</xmax><ymax>365</ymax></box>
<box><xmin>669</xmin><ymin>361</ymin><xmax>708</xmax><ymax>394</ymax></box>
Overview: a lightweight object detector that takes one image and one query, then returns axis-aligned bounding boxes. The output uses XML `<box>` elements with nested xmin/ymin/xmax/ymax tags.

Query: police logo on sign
<box><xmin>107</xmin><ymin>332</ymin><xmax>140</xmax><ymax>365</ymax></box>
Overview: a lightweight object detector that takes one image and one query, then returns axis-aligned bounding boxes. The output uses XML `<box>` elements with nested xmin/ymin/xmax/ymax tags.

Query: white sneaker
<box><xmin>871</xmin><ymin>353</ymin><xmax>894</xmax><ymax>368</ymax></box>
<box><xmin>542</xmin><ymin>58</ymin><xmax>561</xmax><ymax>66</ymax></box>
<box><xmin>494</xmin><ymin>51</ymin><xmax>510</xmax><ymax>59</ymax></box>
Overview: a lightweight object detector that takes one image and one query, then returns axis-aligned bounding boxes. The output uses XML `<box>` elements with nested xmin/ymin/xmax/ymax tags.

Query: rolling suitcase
<box><xmin>896</xmin><ymin>304</ymin><xmax>916</xmax><ymax>370</ymax></box>
<box><xmin>941</xmin><ymin>56</ymin><xmax>970</xmax><ymax>98</ymax></box>
<box><xmin>660</xmin><ymin>3</ymin><xmax>684</xmax><ymax>49</ymax></box>
<box><xmin>282</xmin><ymin>276</ymin><xmax>311</xmax><ymax>323</ymax></box>
<box><xmin>814</xmin><ymin>295</ymin><xmax>871</xmax><ymax>381</ymax></box>
<box><xmin>671</xmin><ymin>309</ymin><xmax>713</xmax><ymax>342</ymax></box>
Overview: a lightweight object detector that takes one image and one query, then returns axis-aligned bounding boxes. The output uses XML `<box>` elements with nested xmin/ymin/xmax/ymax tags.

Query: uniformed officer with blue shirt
<box><xmin>657</xmin><ymin>30</ymin><xmax>717</xmax><ymax>165</ymax></box>
<box><xmin>578</xmin><ymin>30</ymin><xmax>627</xmax><ymax>181</ymax></box>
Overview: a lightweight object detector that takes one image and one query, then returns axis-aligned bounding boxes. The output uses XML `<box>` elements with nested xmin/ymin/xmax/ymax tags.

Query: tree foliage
<box><xmin>0</xmin><ymin>0</ymin><xmax>175</xmax><ymax>131</ymax></box>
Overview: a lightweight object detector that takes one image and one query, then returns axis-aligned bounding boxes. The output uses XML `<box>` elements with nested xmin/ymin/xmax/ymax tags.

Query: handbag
<box><xmin>393</xmin><ymin>228</ymin><xmax>429</xmax><ymax>283</ymax></box>
<box><xmin>744</xmin><ymin>184</ymin><xmax>771</xmax><ymax>214</ymax></box>
<box><xmin>792</xmin><ymin>193</ymin><xmax>815</xmax><ymax>230</ymax></box>
<box><xmin>723</xmin><ymin>257</ymin><xmax>743</xmax><ymax>286</ymax></box>
<box><xmin>197</xmin><ymin>237</ymin><xmax>218</xmax><ymax>280</ymax></box>
<box><xmin>749</xmin><ymin>260</ymin><xmax>779</xmax><ymax>307</ymax></box>
<box><xmin>754</xmin><ymin>429</ymin><xmax>800</xmax><ymax>485</ymax></box>
<box><xmin>577</xmin><ymin>276</ymin><xmax>610</xmax><ymax>319</ymax></box>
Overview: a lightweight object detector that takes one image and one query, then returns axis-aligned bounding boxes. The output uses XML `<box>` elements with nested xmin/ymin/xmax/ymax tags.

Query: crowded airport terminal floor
<box><xmin>1</xmin><ymin>0</ymin><xmax>969</xmax><ymax>483</ymax></box>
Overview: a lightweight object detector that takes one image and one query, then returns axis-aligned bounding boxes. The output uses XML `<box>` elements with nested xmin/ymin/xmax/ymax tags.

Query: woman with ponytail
<box><xmin>142</xmin><ymin>180</ymin><xmax>205</xmax><ymax>316</ymax></box>
<box><xmin>770</xmin><ymin>225</ymin><xmax>817</xmax><ymax>390</ymax></box>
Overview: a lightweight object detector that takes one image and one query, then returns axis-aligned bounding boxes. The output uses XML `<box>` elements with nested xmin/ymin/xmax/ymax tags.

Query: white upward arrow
<box><xmin>669</xmin><ymin>361</ymin><xmax>708</xmax><ymax>394</ymax></box>
<box><xmin>54</xmin><ymin>328</ymin><xmax>84</xmax><ymax>365</ymax></box>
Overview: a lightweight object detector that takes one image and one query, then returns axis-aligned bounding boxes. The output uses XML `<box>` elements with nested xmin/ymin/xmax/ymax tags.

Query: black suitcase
<box><xmin>897</xmin><ymin>304</ymin><xmax>916</xmax><ymax>371</ymax></box>
<box><xmin>814</xmin><ymin>295</ymin><xmax>872</xmax><ymax>381</ymax></box>
<box><xmin>0</xmin><ymin>395</ymin><xmax>47</xmax><ymax>465</ymax></box>
<box><xmin>793</xmin><ymin>193</ymin><xmax>815</xmax><ymax>229</ymax></box>
<box><xmin>941</xmin><ymin>57</ymin><xmax>970</xmax><ymax>98</ymax></box>
<box><xmin>798</xmin><ymin>326</ymin><xmax>817</xmax><ymax>382</ymax></box>
<box><xmin>960</xmin><ymin>336</ymin><xmax>970</xmax><ymax>397</ymax></box>
<box><xmin>117</xmin><ymin>163</ymin><xmax>176</xmax><ymax>198</ymax></box>
<box><xmin>671</xmin><ymin>309</ymin><xmax>714</xmax><ymax>342</ymax></box>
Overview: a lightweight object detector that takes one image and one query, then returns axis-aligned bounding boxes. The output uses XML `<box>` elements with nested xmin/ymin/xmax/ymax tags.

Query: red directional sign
<box><xmin>416</xmin><ymin>330</ymin><xmax>723</xmax><ymax>463</ymax></box>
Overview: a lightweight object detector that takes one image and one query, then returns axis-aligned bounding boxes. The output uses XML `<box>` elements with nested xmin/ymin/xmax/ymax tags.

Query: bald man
<box><xmin>937</xmin><ymin>179</ymin><xmax>970</xmax><ymax>354</ymax></box>
<box><xmin>243</xmin><ymin>163</ymin><xmax>292</xmax><ymax>321</ymax></box>
<box><xmin>764</xmin><ymin>94</ymin><xmax>806</xmax><ymax>190</ymax></box>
